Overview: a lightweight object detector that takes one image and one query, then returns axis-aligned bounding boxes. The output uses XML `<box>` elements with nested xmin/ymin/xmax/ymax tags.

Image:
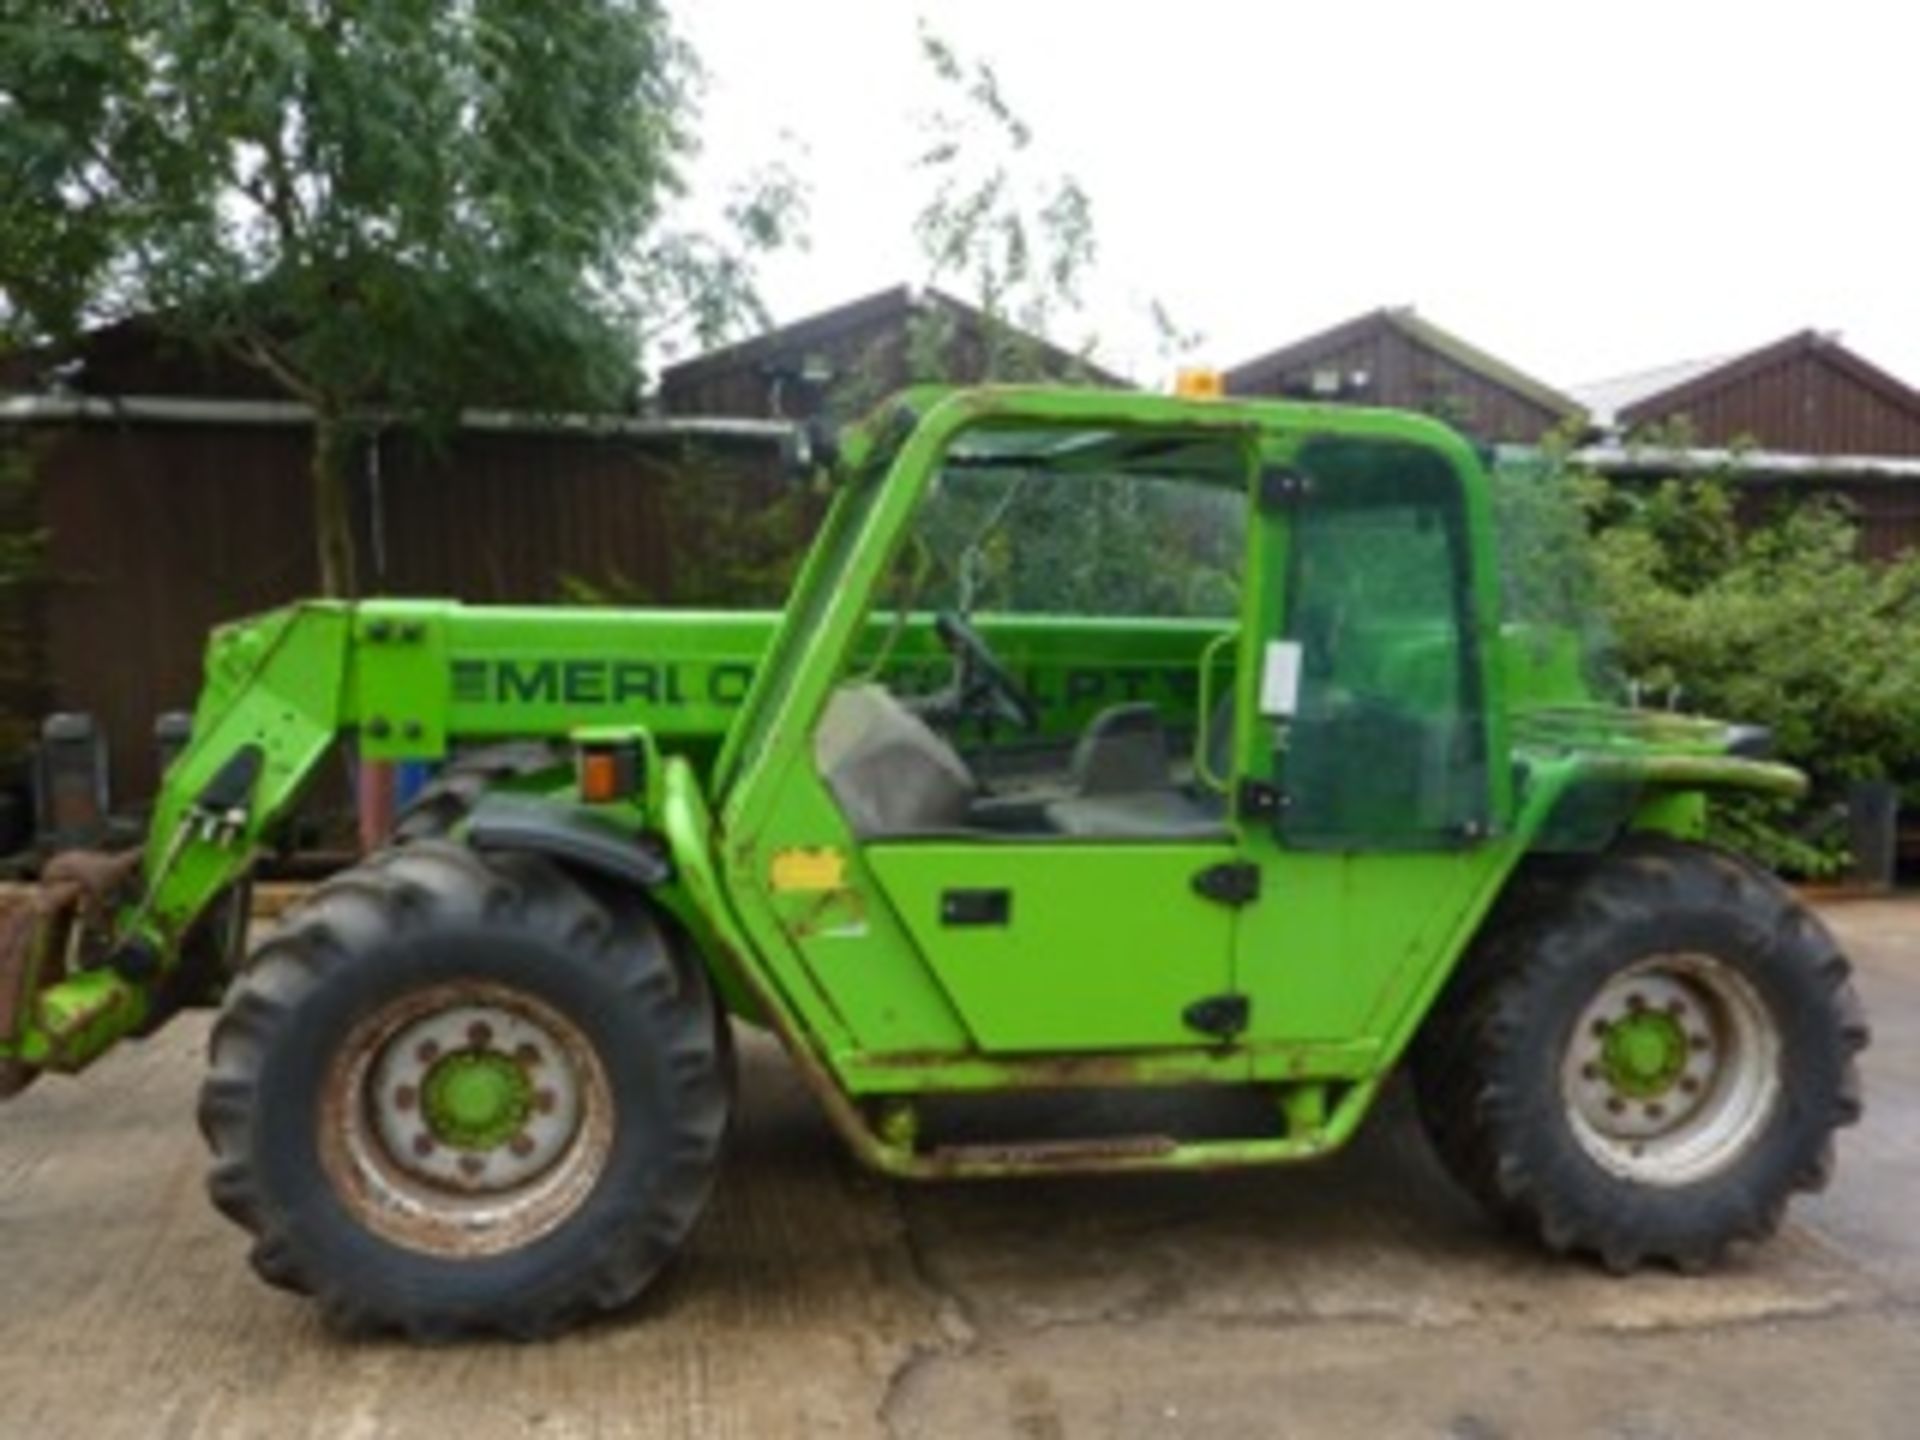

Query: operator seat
<box><xmin>1042</xmin><ymin>698</ymin><xmax>1232</xmax><ymax>841</ymax></box>
<box><xmin>1065</xmin><ymin>703</ymin><xmax>1174</xmax><ymax>796</ymax></box>
<box><xmin>817</xmin><ymin>684</ymin><xmax>977</xmax><ymax>836</ymax></box>
<box><xmin>817</xmin><ymin>685</ymin><xmax>1232</xmax><ymax>842</ymax></box>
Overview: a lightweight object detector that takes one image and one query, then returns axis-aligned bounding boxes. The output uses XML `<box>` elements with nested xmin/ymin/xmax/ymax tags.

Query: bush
<box><xmin>1583</xmin><ymin>476</ymin><xmax>1920</xmax><ymax>873</ymax></box>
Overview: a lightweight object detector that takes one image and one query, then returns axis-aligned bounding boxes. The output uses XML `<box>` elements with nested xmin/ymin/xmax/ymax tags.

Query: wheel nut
<box><xmin>514</xmin><ymin>1042</ymin><xmax>541</xmax><ymax>1067</ymax></box>
<box><xmin>1666</xmin><ymin>998</ymin><xmax>1686</xmax><ymax>1016</ymax></box>
<box><xmin>533</xmin><ymin>1089</ymin><xmax>557</xmax><ymax>1115</ymax></box>
<box><xmin>1680</xmin><ymin>1076</ymin><xmax>1701</xmax><ymax>1095</ymax></box>
<box><xmin>458</xmin><ymin>1154</ymin><xmax>486</xmax><ymax>1178</ymax></box>
<box><xmin>1606</xmin><ymin>1097</ymin><xmax>1625</xmax><ymax>1115</ymax></box>
<box><xmin>416</xmin><ymin>1039</ymin><xmax>440</xmax><ymax>1064</ymax></box>
<box><xmin>1626</xmin><ymin>992</ymin><xmax>1646</xmax><ymax>1012</ymax></box>
<box><xmin>1590</xmin><ymin>1020</ymin><xmax>1609</xmax><ymax>1038</ymax></box>
<box><xmin>1581</xmin><ymin>1063</ymin><xmax>1600</xmax><ymax>1081</ymax></box>
<box><xmin>394</xmin><ymin>1084</ymin><xmax>417</xmax><ymax>1111</ymax></box>
<box><xmin>1690</xmin><ymin>1033</ymin><xmax>1711</xmax><ymax>1051</ymax></box>
<box><xmin>509</xmin><ymin>1133</ymin><xmax>536</xmax><ymax>1158</ymax></box>
<box><xmin>1646</xmin><ymin>1103</ymin><xmax>1665</xmax><ymax>1121</ymax></box>
<box><xmin>411</xmin><ymin>1134</ymin><xmax>436</xmax><ymax>1158</ymax></box>
<box><xmin>468</xmin><ymin>1021</ymin><xmax>494</xmax><ymax>1048</ymax></box>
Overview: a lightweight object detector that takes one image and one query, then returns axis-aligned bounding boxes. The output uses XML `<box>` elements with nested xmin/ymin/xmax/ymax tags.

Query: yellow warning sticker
<box><xmin>769</xmin><ymin>847</ymin><xmax>847</xmax><ymax>893</ymax></box>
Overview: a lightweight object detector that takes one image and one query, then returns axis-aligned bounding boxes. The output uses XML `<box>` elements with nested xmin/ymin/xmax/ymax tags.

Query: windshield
<box><xmin>890</xmin><ymin>424</ymin><xmax>1248</xmax><ymax>622</ymax></box>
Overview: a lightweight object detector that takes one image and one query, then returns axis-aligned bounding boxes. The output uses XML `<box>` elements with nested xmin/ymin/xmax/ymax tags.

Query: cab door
<box><xmin>863</xmin><ymin>838</ymin><xmax>1240</xmax><ymax>1053</ymax></box>
<box><xmin>1228</xmin><ymin>433</ymin><xmax>1508</xmax><ymax>1052</ymax></box>
<box><xmin>851</xmin><ymin>434</ymin><xmax>1260</xmax><ymax>1056</ymax></box>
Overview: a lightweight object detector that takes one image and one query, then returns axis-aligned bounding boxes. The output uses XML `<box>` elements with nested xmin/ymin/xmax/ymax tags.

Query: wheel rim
<box><xmin>319</xmin><ymin>981</ymin><xmax>615</xmax><ymax>1258</ymax></box>
<box><xmin>1561</xmin><ymin>953</ymin><xmax>1781</xmax><ymax>1186</ymax></box>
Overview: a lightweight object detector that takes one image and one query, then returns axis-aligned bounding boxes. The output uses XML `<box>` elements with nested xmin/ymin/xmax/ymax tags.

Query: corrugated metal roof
<box><xmin>1518</xmin><ymin>441</ymin><xmax>1920</xmax><ymax>483</ymax></box>
<box><xmin>1571</xmin><ymin>354</ymin><xmax>1734</xmax><ymax>427</ymax></box>
<box><xmin>0</xmin><ymin>391</ymin><xmax>793</xmax><ymax>444</ymax></box>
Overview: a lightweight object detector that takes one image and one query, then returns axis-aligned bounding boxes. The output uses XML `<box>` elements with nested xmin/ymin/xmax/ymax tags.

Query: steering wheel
<box><xmin>932</xmin><ymin>610</ymin><xmax>1042</xmax><ymax>732</ymax></box>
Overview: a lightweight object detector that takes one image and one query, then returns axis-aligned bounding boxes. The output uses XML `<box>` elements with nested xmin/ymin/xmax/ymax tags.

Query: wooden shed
<box><xmin>1571</xmin><ymin>332</ymin><xmax>1920</xmax><ymax>559</ymax></box>
<box><xmin>1573</xmin><ymin>330</ymin><xmax>1920</xmax><ymax>456</ymax></box>
<box><xmin>658</xmin><ymin>284</ymin><xmax>1125</xmax><ymax>421</ymax></box>
<box><xmin>1</xmin><ymin>324</ymin><xmax>790</xmax><ymax>802</ymax></box>
<box><xmin>1223</xmin><ymin>307</ymin><xmax>1585</xmax><ymax>444</ymax></box>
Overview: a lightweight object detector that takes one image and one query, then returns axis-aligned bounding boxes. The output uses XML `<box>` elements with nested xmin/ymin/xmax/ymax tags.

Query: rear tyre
<box><xmin>198</xmin><ymin>842</ymin><xmax>732</xmax><ymax>1338</ymax></box>
<box><xmin>1412</xmin><ymin>837</ymin><xmax>1867</xmax><ymax>1272</ymax></box>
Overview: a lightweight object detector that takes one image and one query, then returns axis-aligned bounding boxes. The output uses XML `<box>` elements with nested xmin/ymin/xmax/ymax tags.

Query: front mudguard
<box><xmin>463</xmin><ymin>793</ymin><xmax>672</xmax><ymax>890</ymax></box>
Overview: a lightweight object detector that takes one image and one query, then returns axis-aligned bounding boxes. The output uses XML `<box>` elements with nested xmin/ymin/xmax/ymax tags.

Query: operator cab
<box><xmin>720</xmin><ymin>392</ymin><xmax>1498</xmax><ymax>1055</ymax></box>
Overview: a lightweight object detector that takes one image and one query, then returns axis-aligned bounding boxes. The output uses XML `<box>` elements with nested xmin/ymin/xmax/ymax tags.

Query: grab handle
<box><xmin>1192</xmin><ymin>627</ymin><xmax>1239</xmax><ymax>794</ymax></box>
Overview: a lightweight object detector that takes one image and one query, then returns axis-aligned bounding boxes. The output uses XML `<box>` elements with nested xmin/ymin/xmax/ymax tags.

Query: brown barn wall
<box><xmin>1227</xmin><ymin>331</ymin><xmax>1383</xmax><ymax>403</ymax></box>
<box><xmin>1228</xmin><ymin>329</ymin><xmax>1563</xmax><ymax>443</ymax></box>
<box><xmin>38</xmin><ymin>423</ymin><xmax>319</xmax><ymax>804</ymax></box>
<box><xmin>22</xmin><ymin>421</ymin><xmax>779</xmax><ymax>802</ymax></box>
<box><xmin>659</xmin><ymin>295</ymin><xmax>1112</xmax><ymax>421</ymax></box>
<box><xmin>1397</xmin><ymin>334</ymin><xmax>1566</xmax><ymax>443</ymax></box>
<box><xmin>1636</xmin><ymin>354</ymin><xmax>1920</xmax><ymax>456</ymax></box>
<box><xmin>371</xmin><ymin>430</ymin><xmax>683</xmax><ymax>602</ymax></box>
<box><xmin>661</xmin><ymin>314</ymin><xmax>919</xmax><ymax>419</ymax></box>
<box><xmin>1731</xmin><ymin>480</ymin><xmax>1920</xmax><ymax>563</ymax></box>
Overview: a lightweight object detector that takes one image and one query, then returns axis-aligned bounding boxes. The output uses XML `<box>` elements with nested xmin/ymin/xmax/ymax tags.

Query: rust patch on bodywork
<box><xmin>0</xmin><ymin>849</ymin><xmax>148</xmax><ymax>1096</ymax></box>
<box><xmin>782</xmin><ymin>886</ymin><xmax>868</xmax><ymax>942</ymax></box>
<box><xmin>42</xmin><ymin>848</ymin><xmax>144</xmax><ymax>928</ymax></box>
<box><xmin>0</xmin><ymin>880</ymin><xmax>82</xmax><ymax>1097</ymax></box>
<box><xmin>315</xmin><ymin>980</ymin><xmax>617</xmax><ymax>1259</ymax></box>
<box><xmin>925</xmin><ymin>1134</ymin><xmax>1178</xmax><ymax>1173</ymax></box>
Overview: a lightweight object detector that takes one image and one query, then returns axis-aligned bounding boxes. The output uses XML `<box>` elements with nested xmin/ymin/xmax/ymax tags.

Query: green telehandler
<box><xmin>0</xmin><ymin>385</ymin><xmax>1867</xmax><ymax>1338</ymax></box>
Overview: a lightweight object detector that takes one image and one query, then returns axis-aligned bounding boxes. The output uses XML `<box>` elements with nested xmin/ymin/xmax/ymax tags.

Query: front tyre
<box><xmin>391</xmin><ymin>741</ymin><xmax>567</xmax><ymax>843</ymax></box>
<box><xmin>1413</xmin><ymin>838</ymin><xmax>1868</xmax><ymax>1272</ymax></box>
<box><xmin>198</xmin><ymin>843</ymin><xmax>732</xmax><ymax>1339</ymax></box>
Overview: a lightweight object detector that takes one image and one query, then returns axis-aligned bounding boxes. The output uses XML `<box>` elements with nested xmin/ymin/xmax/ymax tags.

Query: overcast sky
<box><xmin>676</xmin><ymin>0</ymin><xmax>1917</xmax><ymax>395</ymax></box>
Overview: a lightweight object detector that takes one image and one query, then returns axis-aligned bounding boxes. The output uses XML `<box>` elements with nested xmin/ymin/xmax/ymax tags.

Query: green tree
<box><xmin>910</xmin><ymin>25</ymin><xmax>1096</xmax><ymax>381</ymax></box>
<box><xmin>0</xmin><ymin>1</ymin><xmax>794</xmax><ymax>595</ymax></box>
<box><xmin>880</xmin><ymin>28</ymin><xmax>1235</xmax><ymax>622</ymax></box>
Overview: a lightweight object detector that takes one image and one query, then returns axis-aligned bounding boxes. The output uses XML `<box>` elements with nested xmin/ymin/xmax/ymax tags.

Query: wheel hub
<box><xmin>1599</xmin><ymin>1008</ymin><xmax>1689</xmax><ymax>1098</ymax></box>
<box><xmin>338</xmin><ymin>990</ymin><xmax>604</xmax><ymax>1224</ymax></box>
<box><xmin>423</xmin><ymin>1049</ymin><xmax>533</xmax><ymax>1150</ymax></box>
<box><xmin>1561</xmin><ymin>954</ymin><xmax>1781</xmax><ymax>1185</ymax></box>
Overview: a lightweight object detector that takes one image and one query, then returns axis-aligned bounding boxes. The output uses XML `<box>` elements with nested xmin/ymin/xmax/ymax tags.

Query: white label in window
<box><xmin>1259</xmin><ymin>640</ymin><xmax>1303</xmax><ymax>718</ymax></box>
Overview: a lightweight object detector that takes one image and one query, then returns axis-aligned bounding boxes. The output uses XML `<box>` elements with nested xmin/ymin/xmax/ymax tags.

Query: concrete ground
<box><xmin>1</xmin><ymin>902</ymin><xmax>1916</xmax><ymax>1439</ymax></box>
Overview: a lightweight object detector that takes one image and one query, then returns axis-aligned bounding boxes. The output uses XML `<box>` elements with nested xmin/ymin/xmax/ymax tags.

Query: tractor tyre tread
<box><xmin>1411</xmin><ymin>835</ymin><xmax>1867</xmax><ymax>1272</ymax></box>
<box><xmin>197</xmin><ymin>840</ymin><xmax>732</xmax><ymax>1338</ymax></box>
<box><xmin>390</xmin><ymin>742</ymin><xmax>568</xmax><ymax>844</ymax></box>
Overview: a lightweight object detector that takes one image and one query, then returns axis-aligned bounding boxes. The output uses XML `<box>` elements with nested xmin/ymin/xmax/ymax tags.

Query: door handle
<box><xmin>940</xmin><ymin>889</ymin><xmax>1010</xmax><ymax>927</ymax></box>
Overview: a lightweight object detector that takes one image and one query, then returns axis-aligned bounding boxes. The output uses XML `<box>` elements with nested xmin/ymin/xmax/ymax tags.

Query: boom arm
<box><xmin>0</xmin><ymin>596</ymin><xmax>1227</xmax><ymax>1085</ymax></box>
<box><xmin>1</xmin><ymin>597</ymin><xmax>772</xmax><ymax>1079</ymax></box>
<box><xmin>3</xmin><ymin>605</ymin><xmax>356</xmax><ymax>1078</ymax></box>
